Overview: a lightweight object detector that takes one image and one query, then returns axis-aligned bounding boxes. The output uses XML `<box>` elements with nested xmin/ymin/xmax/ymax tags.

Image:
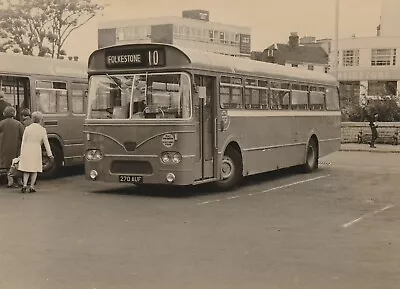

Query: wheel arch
<box><xmin>219</xmin><ymin>136</ymin><xmax>245</xmax><ymax>177</ymax></box>
<box><xmin>304</xmin><ymin>133</ymin><xmax>319</xmax><ymax>164</ymax></box>
<box><xmin>47</xmin><ymin>133</ymin><xmax>65</xmax><ymax>161</ymax></box>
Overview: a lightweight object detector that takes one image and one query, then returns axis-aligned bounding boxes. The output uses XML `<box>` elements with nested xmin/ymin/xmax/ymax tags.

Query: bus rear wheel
<box><xmin>214</xmin><ymin>147</ymin><xmax>243</xmax><ymax>191</ymax></box>
<box><xmin>40</xmin><ymin>143</ymin><xmax>62</xmax><ymax>179</ymax></box>
<box><xmin>302</xmin><ymin>139</ymin><xmax>318</xmax><ymax>173</ymax></box>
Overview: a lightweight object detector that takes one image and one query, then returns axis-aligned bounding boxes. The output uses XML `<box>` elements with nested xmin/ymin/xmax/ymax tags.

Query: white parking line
<box><xmin>197</xmin><ymin>174</ymin><xmax>330</xmax><ymax>206</ymax></box>
<box><xmin>341</xmin><ymin>204</ymin><xmax>395</xmax><ymax>228</ymax></box>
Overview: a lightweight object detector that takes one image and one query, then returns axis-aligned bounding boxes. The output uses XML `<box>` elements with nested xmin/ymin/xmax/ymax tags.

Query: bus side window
<box><xmin>71</xmin><ymin>82</ymin><xmax>88</xmax><ymax>114</ymax></box>
<box><xmin>310</xmin><ymin>87</ymin><xmax>326</xmax><ymax>110</ymax></box>
<box><xmin>291</xmin><ymin>86</ymin><xmax>308</xmax><ymax>110</ymax></box>
<box><xmin>35</xmin><ymin>81</ymin><xmax>68</xmax><ymax>114</ymax></box>
<box><xmin>326</xmin><ymin>87</ymin><xmax>340</xmax><ymax>111</ymax></box>
<box><xmin>270</xmin><ymin>89</ymin><xmax>289</xmax><ymax>110</ymax></box>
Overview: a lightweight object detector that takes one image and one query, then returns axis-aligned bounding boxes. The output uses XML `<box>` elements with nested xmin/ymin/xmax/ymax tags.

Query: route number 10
<box><xmin>148</xmin><ymin>50</ymin><xmax>159</xmax><ymax>66</ymax></box>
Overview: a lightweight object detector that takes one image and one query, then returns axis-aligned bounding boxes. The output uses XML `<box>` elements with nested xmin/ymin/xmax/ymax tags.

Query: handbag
<box><xmin>8</xmin><ymin>158</ymin><xmax>22</xmax><ymax>178</ymax></box>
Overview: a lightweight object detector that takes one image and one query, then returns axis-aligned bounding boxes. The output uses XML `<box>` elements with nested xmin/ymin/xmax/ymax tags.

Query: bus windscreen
<box><xmin>87</xmin><ymin>72</ymin><xmax>191</xmax><ymax>120</ymax></box>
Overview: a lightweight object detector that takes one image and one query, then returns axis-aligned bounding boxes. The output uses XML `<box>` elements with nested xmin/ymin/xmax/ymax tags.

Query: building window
<box><xmin>116</xmin><ymin>28</ymin><xmax>124</xmax><ymax>41</ymax></box>
<box><xmin>173</xmin><ymin>25</ymin><xmax>179</xmax><ymax>36</ymax></box>
<box><xmin>292</xmin><ymin>63</ymin><xmax>299</xmax><ymax>68</ymax></box>
<box><xmin>179</xmin><ymin>26</ymin><xmax>184</xmax><ymax>36</ymax></box>
<box><xmin>308</xmin><ymin>64</ymin><xmax>314</xmax><ymax>71</ymax></box>
<box><xmin>220</xmin><ymin>32</ymin><xmax>225</xmax><ymax>43</ymax></box>
<box><xmin>209</xmin><ymin>30</ymin><xmax>214</xmax><ymax>42</ymax></box>
<box><xmin>343</xmin><ymin>49</ymin><xmax>360</xmax><ymax>66</ymax></box>
<box><xmin>241</xmin><ymin>35</ymin><xmax>250</xmax><ymax>44</ymax></box>
<box><xmin>324</xmin><ymin>66</ymin><xmax>329</xmax><ymax>73</ymax></box>
<box><xmin>267</xmin><ymin>49</ymin><xmax>274</xmax><ymax>57</ymax></box>
<box><xmin>184</xmin><ymin>26</ymin><xmax>190</xmax><ymax>38</ymax></box>
<box><xmin>371</xmin><ymin>49</ymin><xmax>396</xmax><ymax>66</ymax></box>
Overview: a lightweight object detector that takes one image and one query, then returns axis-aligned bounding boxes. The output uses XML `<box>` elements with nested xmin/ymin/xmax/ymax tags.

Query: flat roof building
<box><xmin>98</xmin><ymin>10</ymin><xmax>251</xmax><ymax>58</ymax></box>
<box><xmin>319</xmin><ymin>0</ymin><xmax>400</xmax><ymax>107</ymax></box>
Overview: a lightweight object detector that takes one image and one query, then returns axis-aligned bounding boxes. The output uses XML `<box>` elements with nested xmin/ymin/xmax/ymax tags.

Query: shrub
<box><xmin>343</xmin><ymin>97</ymin><xmax>400</xmax><ymax>122</ymax></box>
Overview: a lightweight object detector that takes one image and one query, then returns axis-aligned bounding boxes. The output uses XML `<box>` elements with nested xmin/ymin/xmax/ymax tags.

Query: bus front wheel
<box><xmin>302</xmin><ymin>139</ymin><xmax>318</xmax><ymax>173</ymax></box>
<box><xmin>41</xmin><ymin>143</ymin><xmax>62</xmax><ymax>179</ymax></box>
<box><xmin>214</xmin><ymin>147</ymin><xmax>243</xmax><ymax>191</ymax></box>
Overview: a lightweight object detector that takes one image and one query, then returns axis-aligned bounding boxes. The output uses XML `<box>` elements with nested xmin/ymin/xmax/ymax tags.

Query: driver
<box><xmin>131</xmin><ymin>77</ymin><xmax>146</xmax><ymax>117</ymax></box>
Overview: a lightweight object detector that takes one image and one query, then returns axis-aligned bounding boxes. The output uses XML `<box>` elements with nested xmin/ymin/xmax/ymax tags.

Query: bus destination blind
<box><xmin>105</xmin><ymin>48</ymin><xmax>165</xmax><ymax>69</ymax></box>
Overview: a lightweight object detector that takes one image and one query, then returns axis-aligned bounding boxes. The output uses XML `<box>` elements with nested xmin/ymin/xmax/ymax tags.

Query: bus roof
<box><xmin>0</xmin><ymin>52</ymin><xmax>88</xmax><ymax>79</ymax></box>
<box><xmin>180</xmin><ymin>46</ymin><xmax>337</xmax><ymax>85</ymax></box>
<box><xmin>89</xmin><ymin>43</ymin><xmax>337</xmax><ymax>86</ymax></box>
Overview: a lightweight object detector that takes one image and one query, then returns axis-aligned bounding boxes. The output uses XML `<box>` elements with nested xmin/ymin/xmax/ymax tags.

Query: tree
<box><xmin>45</xmin><ymin>0</ymin><xmax>104</xmax><ymax>58</ymax></box>
<box><xmin>0</xmin><ymin>0</ymin><xmax>104</xmax><ymax>57</ymax></box>
<box><xmin>0</xmin><ymin>0</ymin><xmax>51</xmax><ymax>56</ymax></box>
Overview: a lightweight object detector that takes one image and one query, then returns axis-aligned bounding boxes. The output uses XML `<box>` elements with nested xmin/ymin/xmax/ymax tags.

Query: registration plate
<box><xmin>119</xmin><ymin>175</ymin><xmax>143</xmax><ymax>184</ymax></box>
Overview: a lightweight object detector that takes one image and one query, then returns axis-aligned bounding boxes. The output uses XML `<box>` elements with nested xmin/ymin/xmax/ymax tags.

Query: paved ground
<box><xmin>0</xmin><ymin>151</ymin><xmax>399</xmax><ymax>289</ymax></box>
<box><xmin>341</xmin><ymin>143</ymin><xmax>400</xmax><ymax>153</ymax></box>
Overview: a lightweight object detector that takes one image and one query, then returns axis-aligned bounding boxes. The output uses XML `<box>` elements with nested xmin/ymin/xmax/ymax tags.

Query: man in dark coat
<box><xmin>0</xmin><ymin>91</ymin><xmax>11</xmax><ymax>121</ymax></box>
<box><xmin>369</xmin><ymin>113</ymin><xmax>379</xmax><ymax>148</ymax></box>
<box><xmin>0</xmin><ymin>106</ymin><xmax>24</xmax><ymax>187</ymax></box>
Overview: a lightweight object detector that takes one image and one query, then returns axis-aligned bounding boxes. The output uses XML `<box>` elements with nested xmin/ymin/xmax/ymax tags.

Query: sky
<box><xmin>63</xmin><ymin>0</ymin><xmax>384</xmax><ymax>62</ymax></box>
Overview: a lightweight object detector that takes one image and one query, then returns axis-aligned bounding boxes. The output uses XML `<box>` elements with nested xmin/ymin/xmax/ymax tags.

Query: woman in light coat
<box><xmin>18</xmin><ymin>111</ymin><xmax>53</xmax><ymax>193</ymax></box>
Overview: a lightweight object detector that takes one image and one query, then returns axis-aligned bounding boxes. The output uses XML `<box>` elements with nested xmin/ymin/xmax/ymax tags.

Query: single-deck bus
<box><xmin>0</xmin><ymin>53</ymin><xmax>88</xmax><ymax>178</ymax></box>
<box><xmin>84</xmin><ymin>44</ymin><xmax>340</xmax><ymax>189</ymax></box>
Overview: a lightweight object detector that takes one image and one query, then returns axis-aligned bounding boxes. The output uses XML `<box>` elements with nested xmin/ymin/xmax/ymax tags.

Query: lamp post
<box><xmin>334</xmin><ymin>0</ymin><xmax>339</xmax><ymax>79</ymax></box>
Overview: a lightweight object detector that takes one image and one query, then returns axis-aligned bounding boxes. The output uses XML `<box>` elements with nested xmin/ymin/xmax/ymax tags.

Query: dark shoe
<box><xmin>21</xmin><ymin>187</ymin><xmax>27</xmax><ymax>193</ymax></box>
<box><xmin>28</xmin><ymin>187</ymin><xmax>36</xmax><ymax>193</ymax></box>
<box><xmin>7</xmin><ymin>184</ymin><xmax>14</xmax><ymax>188</ymax></box>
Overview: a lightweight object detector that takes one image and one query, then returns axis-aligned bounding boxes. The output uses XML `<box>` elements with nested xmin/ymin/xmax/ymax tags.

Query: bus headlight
<box><xmin>86</xmin><ymin>149</ymin><xmax>103</xmax><ymax>161</ymax></box>
<box><xmin>161</xmin><ymin>152</ymin><xmax>171</xmax><ymax>164</ymax></box>
<box><xmin>160</xmin><ymin>152</ymin><xmax>182</xmax><ymax>164</ymax></box>
<box><xmin>172</xmin><ymin>153</ymin><xmax>182</xmax><ymax>164</ymax></box>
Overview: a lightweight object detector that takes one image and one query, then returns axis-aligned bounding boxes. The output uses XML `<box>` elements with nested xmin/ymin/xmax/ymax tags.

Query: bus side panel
<box><xmin>220</xmin><ymin>111</ymin><xmax>341</xmax><ymax>177</ymax></box>
<box><xmin>314</xmin><ymin>114</ymin><xmax>341</xmax><ymax>158</ymax></box>
<box><xmin>221</xmin><ymin>111</ymin><xmax>304</xmax><ymax>176</ymax></box>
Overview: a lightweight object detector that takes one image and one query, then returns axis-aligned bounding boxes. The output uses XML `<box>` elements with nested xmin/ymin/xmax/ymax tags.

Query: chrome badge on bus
<box><xmin>221</xmin><ymin>110</ymin><xmax>230</xmax><ymax>131</ymax></box>
<box><xmin>162</xmin><ymin>133</ymin><xmax>175</xmax><ymax>148</ymax></box>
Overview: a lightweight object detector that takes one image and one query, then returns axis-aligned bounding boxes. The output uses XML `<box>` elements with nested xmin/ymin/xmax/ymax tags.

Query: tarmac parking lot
<box><xmin>0</xmin><ymin>151</ymin><xmax>399</xmax><ymax>289</ymax></box>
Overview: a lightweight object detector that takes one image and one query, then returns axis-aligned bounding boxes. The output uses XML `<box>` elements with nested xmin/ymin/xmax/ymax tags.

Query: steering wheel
<box><xmin>143</xmin><ymin>106</ymin><xmax>165</xmax><ymax>118</ymax></box>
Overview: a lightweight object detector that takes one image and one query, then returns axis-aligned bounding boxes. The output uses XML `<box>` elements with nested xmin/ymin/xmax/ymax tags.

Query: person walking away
<box><xmin>0</xmin><ymin>91</ymin><xmax>11</xmax><ymax>121</ymax></box>
<box><xmin>0</xmin><ymin>106</ymin><xmax>24</xmax><ymax>187</ymax></box>
<box><xmin>369</xmin><ymin>113</ymin><xmax>379</xmax><ymax>148</ymax></box>
<box><xmin>20</xmin><ymin>108</ymin><xmax>33</xmax><ymax>127</ymax></box>
<box><xmin>18</xmin><ymin>111</ymin><xmax>53</xmax><ymax>193</ymax></box>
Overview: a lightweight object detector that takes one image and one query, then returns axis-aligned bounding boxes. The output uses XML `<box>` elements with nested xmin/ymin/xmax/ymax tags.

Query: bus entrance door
<box><xmin>0</xmin><ymin>75</ymin><xmax>30</xmax><ymax>120</ymax></box>
<box><xmin>195</xmin><ymin>75</ymin><xmax>217</xmax><ymax>180</ymax></box>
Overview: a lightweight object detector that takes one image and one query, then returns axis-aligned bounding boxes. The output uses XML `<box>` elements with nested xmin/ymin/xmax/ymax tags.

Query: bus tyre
<box><xmin>303</xmin><ymin>139</ymin><xmax>318</xmax><ymax>173</ymax></box>
<box><xmin>214</xmin><ymin>148</ymin><xmax>243</xmax><ymax>191</ymax></box>
<box><xmin>40</xmin><ymin>143</ymin><xmax>62</xmax><ymax>179</ymax></box>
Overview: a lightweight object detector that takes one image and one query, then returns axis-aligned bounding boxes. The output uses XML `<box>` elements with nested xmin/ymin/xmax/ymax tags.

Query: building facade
<box><xmin>323</xmin><ymin>0</ymin><xmax>400</xmax><ymax>107</ymax></box>
<box><xmin>330</xmin><ymin>36</ymin><xmax>400</xmax><ymax>107</ymax></box>
<box><xmin>252</xmin><ymin>32</ymin><xmax>329</xmax><ymax>74</ymax></box>
<box><xmin>98</xmin><ymin>10</ymin><xmax>251</xmax><ymax>57</ymax></box>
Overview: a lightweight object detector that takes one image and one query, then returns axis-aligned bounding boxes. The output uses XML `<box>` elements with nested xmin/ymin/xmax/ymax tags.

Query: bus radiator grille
<box><xmin>110</xmin><ymin>160</ymin><xmax>153</xmax><ymax>175</ymax></box>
